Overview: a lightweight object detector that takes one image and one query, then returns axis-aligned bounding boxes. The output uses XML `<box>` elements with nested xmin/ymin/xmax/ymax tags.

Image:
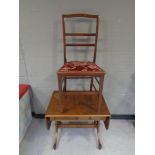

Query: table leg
<box><xmin>53</xmin><ymin>121</ymin><xmax>58</xmax><ymax>150</ymax></box>
<box><xmin>96</xmin><ymin>121</ymin><xmax>102</xmax><ymax>149</ymax></box>
<box><xmin>104</xmin><ymin>117</ymin><xmax>110</xmax><ymax>130</ymax></box>
<box><xmin>46</xmin><ymin>118</ymin><xmax>51</xmax><ymax>130</ymax></box>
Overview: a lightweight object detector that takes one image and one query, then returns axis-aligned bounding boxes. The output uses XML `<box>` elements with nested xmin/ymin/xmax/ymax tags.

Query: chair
<box><xmin>57</xmin><ymin>13</ymin><xmax>106</xmax><ymax>112</ymax></box>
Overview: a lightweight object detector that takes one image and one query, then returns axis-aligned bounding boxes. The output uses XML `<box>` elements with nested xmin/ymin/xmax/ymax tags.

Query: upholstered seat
<box><xmin>59</xmin><ymin>61</ymin><xmax>103</xmax><ymax>72</ymax></box>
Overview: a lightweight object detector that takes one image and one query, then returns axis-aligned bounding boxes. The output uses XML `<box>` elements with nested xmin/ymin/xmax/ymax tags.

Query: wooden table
<box><xmin>45</xmin><ymin>91</ymin><xmax>111</xmax><ymax>149</ymax></box>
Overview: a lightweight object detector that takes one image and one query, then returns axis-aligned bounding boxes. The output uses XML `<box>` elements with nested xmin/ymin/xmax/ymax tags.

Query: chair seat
<box><xmin>58</xmin><ymin>61</ymin><xmax>105</xmax><ymax>76</ymax></box>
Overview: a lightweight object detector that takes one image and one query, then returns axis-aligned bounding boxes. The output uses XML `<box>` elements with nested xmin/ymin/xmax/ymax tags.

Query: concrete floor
<box><xmin>19</xmin><ymin>118</ymin><xmax>135</xmax><ymax>155</ymax></box>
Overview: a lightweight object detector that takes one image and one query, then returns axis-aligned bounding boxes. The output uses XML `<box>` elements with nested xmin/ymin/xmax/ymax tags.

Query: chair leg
<box><xmin>90</xmin><ymin>77</ymin><xmax>93</xmax><ymax>91</ymax></box>
<box><xmin>98</xmin><ymin>75</ymin><xmax>104</xmax><ymax>112</ymax></box>
<box><xmin>58</xmin><ymin>75</ymin><xmax>63</xmax><ymax>112</ymax></box>
<box><xmin>53</xmin><ymin>121</ymin><xmax>58</xmax><ymax>150</ymax></box>
<box><xmin>63</xmin><ymin>77</ymin><xmax>67</xmax><ymax>91</ymax></box>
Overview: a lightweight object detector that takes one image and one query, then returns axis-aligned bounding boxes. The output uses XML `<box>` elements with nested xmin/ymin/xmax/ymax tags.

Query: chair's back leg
<box><xmin>90</xmin><ymin>77</ymin><xmax>94</xmax><ymax>91</ymax></box>
<box><xmin>63</xmin><ymin>77</ymin><xmax>67</xmax><ymax>91</ymax></box>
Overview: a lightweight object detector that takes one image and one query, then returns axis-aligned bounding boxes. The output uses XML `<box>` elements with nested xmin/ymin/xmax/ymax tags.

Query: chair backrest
<box><xmin>62</xmin><ymin>13</ymin><xmax>99</xmax><ymax>63</ymax></box>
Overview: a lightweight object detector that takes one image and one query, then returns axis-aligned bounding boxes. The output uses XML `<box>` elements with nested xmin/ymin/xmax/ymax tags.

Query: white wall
<box><xmin>19</xmin><ymin>0</ymin><xmax>135</xmax><ymax>114</ymax></box>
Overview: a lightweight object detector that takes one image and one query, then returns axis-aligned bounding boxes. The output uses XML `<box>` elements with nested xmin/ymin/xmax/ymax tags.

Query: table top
<box><xmin>45</xmin><ymin>91</ymin><xmax>111</xmax><ymax>120</ymax></box>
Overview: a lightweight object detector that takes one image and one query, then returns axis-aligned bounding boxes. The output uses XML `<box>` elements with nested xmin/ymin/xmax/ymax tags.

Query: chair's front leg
<box><xmin>57</xmin><ymin>74</ymin><xmax>63</xmax><ymax>112</ymax></box>
<box><xmin>98</xmin><ymin>74</ymin><xmax>104</xmax><ymax>112</ymax></box>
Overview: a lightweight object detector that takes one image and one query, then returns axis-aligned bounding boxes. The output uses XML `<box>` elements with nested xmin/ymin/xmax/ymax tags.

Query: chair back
<box><xmin>62</xmin><ymin>13</ymin><xmax>99</xmax><ymax>63</ymax></box>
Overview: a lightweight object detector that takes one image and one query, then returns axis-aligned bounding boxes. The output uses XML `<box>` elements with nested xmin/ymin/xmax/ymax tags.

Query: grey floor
<box><xmin>19</xmin><ymin>118</ymin><xmax>135</xmax><ymax>155</ymax></box>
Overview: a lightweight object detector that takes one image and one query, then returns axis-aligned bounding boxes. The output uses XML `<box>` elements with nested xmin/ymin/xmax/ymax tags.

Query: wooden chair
<box><xmin>57</xmin><ymin>13</ymin><xmax>106</xmax><ymax>112</ymax></box>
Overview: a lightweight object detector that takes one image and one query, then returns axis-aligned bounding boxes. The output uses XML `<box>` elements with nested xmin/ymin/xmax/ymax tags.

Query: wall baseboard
<box><xmin>32</xmin><ymin>112</ymin><xmax>45</xmax><ymax>118</ymax></box>
<box><xmin>31</xmin><ymin>112</ymin><xmax>135</xmax><ymax>120</ymax></box>
<box><xmin>111</xmin><ymin>114</ymin><xmax>135</xmax><ymax>120</ymax></box>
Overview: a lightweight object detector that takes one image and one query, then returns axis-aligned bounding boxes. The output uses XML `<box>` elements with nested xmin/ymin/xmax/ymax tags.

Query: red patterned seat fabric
<box><xmin>59</xmin><ymin>61</ymin><xmax>103</xmax><ymax>72</ymax></box>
